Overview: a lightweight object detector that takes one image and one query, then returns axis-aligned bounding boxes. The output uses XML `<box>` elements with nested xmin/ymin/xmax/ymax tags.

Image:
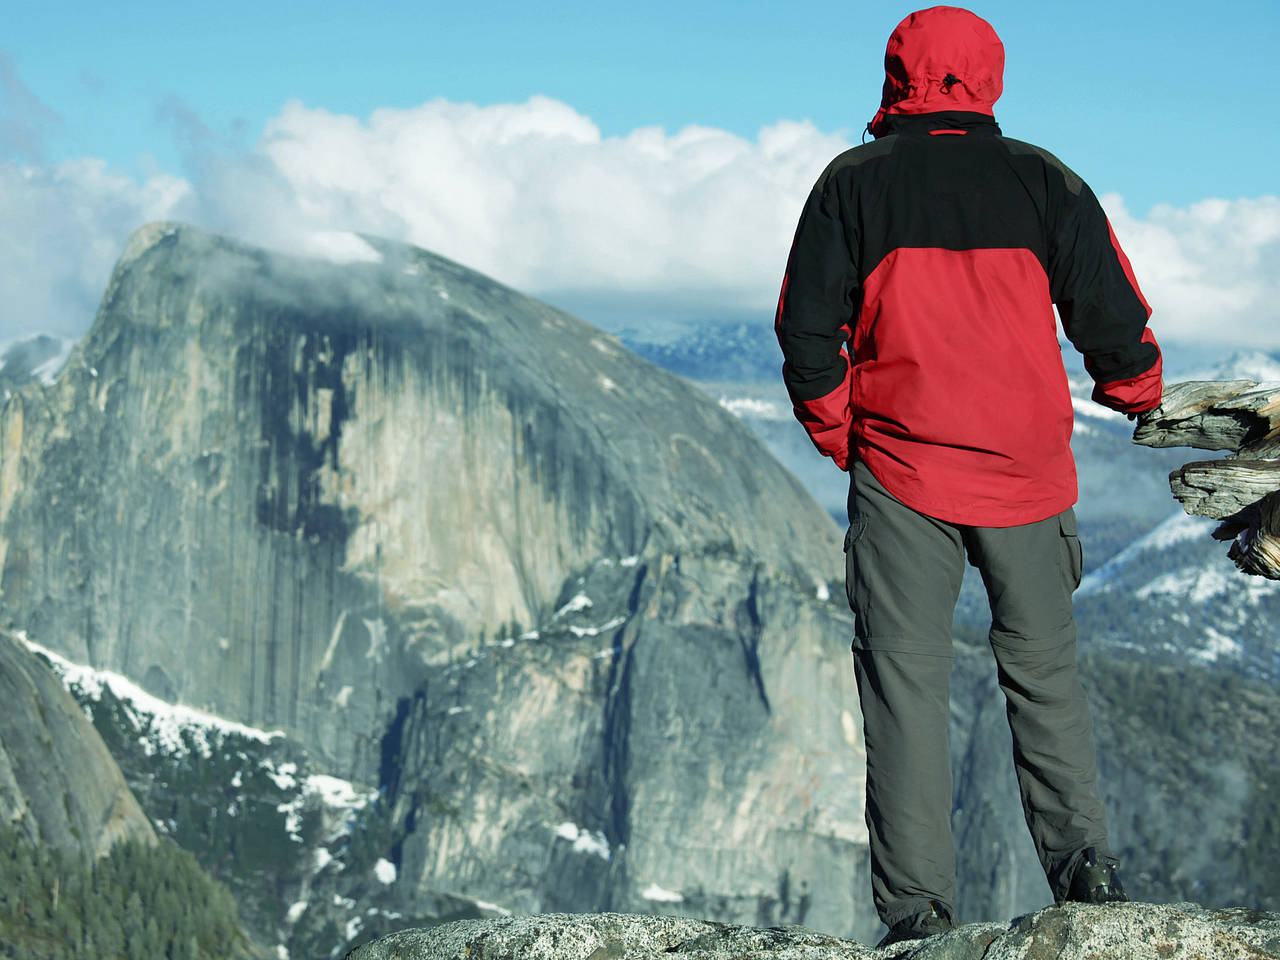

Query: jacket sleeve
<box><xmin>1049</xmin><ymin>180</ymin><xmax>1163</xmax><ymax>414</ymax></box>
<box><xmin>774</xmin><ymin>174</ymin><xmax>861</xmax><ymax>469</ymax></box>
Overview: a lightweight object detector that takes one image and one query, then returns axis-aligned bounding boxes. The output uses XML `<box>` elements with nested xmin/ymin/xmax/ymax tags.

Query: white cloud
<box><xmin>208</xmin><ymin>95</ymin><xmax>849</xmax><ymax>306</ymax></box>
<box><xmin>1</xmin><ymin>91</ymin><xmax>1277</xmax><ymax>348</ymax></box>
<box><xmin>0</xmin><ymin>159</ymin><xmax>189</xmax><ymax>339</ymax></box>
<box><xmin>1103</xmin><ymin>194</ymin><xmax>1280</xmax><ymax>347</ymax></box>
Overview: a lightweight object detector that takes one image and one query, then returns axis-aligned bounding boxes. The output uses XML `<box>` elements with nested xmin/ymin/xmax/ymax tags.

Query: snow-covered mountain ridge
<box><xmin>15</xmin><ymin>631</ymin><xmax>405</xmax><ymax>960</ymax></box>
<box><xmin>1075</xmin><ymin>494</ymin><xmax>1280</xmax><ymax>680</ymax></box>
<box><xmin>623</xmin><ymin>325</ymin><xmax>1280</xmax><ymax>676</ymax></box>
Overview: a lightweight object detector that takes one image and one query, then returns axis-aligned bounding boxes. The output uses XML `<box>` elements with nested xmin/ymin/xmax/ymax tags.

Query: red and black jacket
<box><xmin>775</xmin><ymin>6</ymin><xmax>1162</xmax><ymax>527</ymax></box>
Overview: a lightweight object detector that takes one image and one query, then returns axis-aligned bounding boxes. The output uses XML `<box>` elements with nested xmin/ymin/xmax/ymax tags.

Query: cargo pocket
<box><xmin>844</xmin><ymin>514</ymin><xmax>868</xmax><ymax>612</ymax></box>
<box><xmin>844</xmin><ymin>515</ymin><xmax>868</xmax><ymax>552</ymax></box>
<box><xmin>1058</xmin><ymin>510</ymin><xmax>1083</xmax><ymax>592</ymax></box>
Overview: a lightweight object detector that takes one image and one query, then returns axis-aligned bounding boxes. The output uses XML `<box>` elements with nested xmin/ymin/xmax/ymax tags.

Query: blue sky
<box><xmin>2</xmin><ymin>0</ymin><xmax>1279</xmax><ymax>346</ymax></box>
<box><xmin>8</xmin><ymin>0</ymin><xmax>1278</xmax><ymax>212</ymax></box>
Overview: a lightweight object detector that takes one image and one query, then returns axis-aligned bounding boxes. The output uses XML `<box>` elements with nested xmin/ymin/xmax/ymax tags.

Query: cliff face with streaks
<box><xmin>0</xmin><ymin>223</ymin><xmax>876</xmax><ymax>937</ymax></box>
<box><xmin>8</xmin><ymin>224</ymin><xmax>1276</xmax><ymax>955</ymax></box>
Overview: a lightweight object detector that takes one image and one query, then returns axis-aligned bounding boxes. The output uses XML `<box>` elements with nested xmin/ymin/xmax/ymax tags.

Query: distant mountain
<box><xmin>611</xmin><ymin>314</ymin><xmax>1259</xmax><ymax>604</ymax></box>
<box><xmin>618</xmin><ymin>319</ymin><xmax>781</xmax><ymax>383</ymax></box>
<box><xmin>564</xmin><ymin>294</ymin><xmax>1258</xmax><ymax>388</ymax></box>
<box><xmin>16</xmin><ymin>633</ymin><xmax>402</xmax><ymax>958</ymax></box>
<box><xmin>0</xmin><ymin>630</ymin><xmax>155</xmax><ymax>862</ymax></box>
<box><xmin>1188</xmin><ymin>348</ymin><xmax>1280</xmax><ymax>384</ymax></box>
<box><xmin>608</xmin><ymin>305</ymin><xmax>1280</xmax><ymax>916</ymax></box>
<box><xmin>1077</xmin><ymin>512</ymin><xmax>1280</xmax><ymax>680</ymax></box>
<box><xmin>3</xmin><ymin>224</ymin><xmax>1275</xmax><ymax>959</ymax></box>
<box><xmin>674</xmin><ymin>373</ymin><xmax>1189</xmax><ymax>601</ymax></box>
<box><xmin>0</xmin><ymin>222</ymin><xmax>875</xmax><ymax>947</ymax></box>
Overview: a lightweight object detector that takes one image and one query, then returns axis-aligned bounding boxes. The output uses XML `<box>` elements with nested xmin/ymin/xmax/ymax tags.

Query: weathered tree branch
<box><xmin>1133</xmin><ymin>380</ymin><xmax>1280</xmax><ymax>454</ymax></box>
<box><xmin>1133</xmin><ymin>379</ymin><xmax>1280</xmax><ymax>580</ymax></box>
<box><xmin>1168</xmin><ymin>459</ymin><xmax>1280</xmax><ymax>520</ymax></box>
<box><xmin>1227</xmin><ymin>490</ymin><xmax>1280</xmax><ymax>578</ymax></box>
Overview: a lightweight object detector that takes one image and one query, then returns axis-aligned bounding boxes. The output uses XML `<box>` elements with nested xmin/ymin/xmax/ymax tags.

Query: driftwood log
<box><xmin>1133</xmin><ymin>379</ymin><xmax>1280</xmax><ymax>579</ymax></box>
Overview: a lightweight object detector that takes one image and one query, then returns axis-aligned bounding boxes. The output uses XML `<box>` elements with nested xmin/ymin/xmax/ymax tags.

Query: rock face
<box><xmin>345</xmin><ymin>905</ymin><xmax>1280</xmax><ymax>960</ymax></box>
<box><xmin>949</xmin><ymin>641</ymin><xmax>1280</xmax><ymax>921</ymax></box>
<box><xmin>0</xmin><ymin>223</ymin><xmax>876</xmax><ymax>936</ymax></box>
<box><xmin>5</xmin><ymin>223</ymin><xmax>1277</xmax><ymax>951</ymax></box>
<box><xmin>0</xmin><ymin>630</ymin><xmax>156</xmax><ymax>861</ymax></box>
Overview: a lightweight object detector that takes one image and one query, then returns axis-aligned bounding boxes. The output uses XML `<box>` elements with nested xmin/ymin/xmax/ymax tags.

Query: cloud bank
<box><xmin>2</xmin><ymin>92</ymin><xmax>1277</xmax><ymax>347</ymax></box>
<box><xmin>1102</xmin><ymin>193</ymin><xmax>1280</xmax><ymax>348</ymax></box>
<box><xmin>0</xmin><ymin>159</ymin><xmax>189</xmax><ymax>339</ymax></box>
<box><xmin>179</xmin><ymin>95</ymin><xmax>850</xmax><ymax>306</ymax></box>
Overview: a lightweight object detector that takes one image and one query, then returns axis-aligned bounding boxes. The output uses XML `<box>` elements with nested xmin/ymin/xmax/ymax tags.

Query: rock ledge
<box><xmin>344</xmin><ymin>903</ymin><xmax>1280</xmax><ymax>959</ymax></box>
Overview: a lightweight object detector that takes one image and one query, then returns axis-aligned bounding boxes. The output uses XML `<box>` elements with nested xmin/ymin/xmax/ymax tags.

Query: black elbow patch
<box><xmin>1087</xmin><ymin>340</ymin><xmax>1160</xmax><ymax>383</ymax></box>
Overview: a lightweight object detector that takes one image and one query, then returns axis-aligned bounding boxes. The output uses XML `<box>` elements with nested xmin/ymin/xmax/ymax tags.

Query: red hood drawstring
<box><xmin>867</xmin><ymin>6</ymin><xmax>1005</xmax><ymax>139</ymax></box>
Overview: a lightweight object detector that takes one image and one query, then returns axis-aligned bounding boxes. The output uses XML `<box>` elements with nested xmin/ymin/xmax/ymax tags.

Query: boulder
<box><xmin>345</xmin><ymin>903</ymin><xmax>1280</xmax><ymax>960</ymax></box>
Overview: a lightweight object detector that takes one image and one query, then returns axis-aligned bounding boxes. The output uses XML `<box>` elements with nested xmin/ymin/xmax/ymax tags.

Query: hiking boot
<box><xmin>875</xmin><ymin>901</ymin><xmax>955</xmax><ymax>948</ymax></box>
<box><xmin>1061</xmin><ymin>846</ymin><xmax>1128</xmax><ymax>904</ymax></box>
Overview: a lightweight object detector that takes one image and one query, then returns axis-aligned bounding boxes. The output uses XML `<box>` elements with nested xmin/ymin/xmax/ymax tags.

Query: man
<box><xmin>774</xmin><ymin>5</ymin><xmax>1162</xmax><ymax>948</ymax></box>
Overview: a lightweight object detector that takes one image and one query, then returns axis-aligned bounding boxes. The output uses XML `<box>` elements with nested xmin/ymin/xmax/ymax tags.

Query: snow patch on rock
<box><xmin>17</xmin><ymin>633</ymin><xmax>286</xmax><ymax>753</ymax></box>
<box><xmin>553</xmin><ymin>822</ymin><xmax>611</xmax><ymax>860</ymax></box>
<box><xmin>641</xmin><ymin>883</ymin><xmax>684</xmax><ymax>903</ymax></box>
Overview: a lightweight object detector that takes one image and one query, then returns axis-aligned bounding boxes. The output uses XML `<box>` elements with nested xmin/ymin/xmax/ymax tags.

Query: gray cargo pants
<box><xmin>845</xmin><ymin>461</ymin><xmax>1110</xmax><ymax>927</ymax></box>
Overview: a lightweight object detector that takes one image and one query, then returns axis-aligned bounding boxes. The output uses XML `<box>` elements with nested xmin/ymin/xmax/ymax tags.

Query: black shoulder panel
<box><xmin>999</xmin><ymin>138</ymin><xmax>1084</xmax><ymax>195</ymax></box>
<box><xmin>849</xmin><ymin>132</ymin><xmax>1060</xmax><ymax>281</ymax></box>
<box><xmin>817</xmin><ymin>136</ymin><xmax>898</xmax><ymax>190</ymax></box>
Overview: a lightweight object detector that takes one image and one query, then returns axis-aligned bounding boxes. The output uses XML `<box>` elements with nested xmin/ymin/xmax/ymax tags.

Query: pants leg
<box><xmin>846</xmin><ymin>462</ymin><xmax>964</xmax><ymax>927</ymax></box>
<box><xmin>965</xmin><ymin>509</ymin><xmax>1111</xmax><ymax>900</ymax></box>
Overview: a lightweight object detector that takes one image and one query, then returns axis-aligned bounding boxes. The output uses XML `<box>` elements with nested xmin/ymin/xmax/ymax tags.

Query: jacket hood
<box><xmin>868</xmin><ymin>6</ymin><xmax>1004</xmax><ymax>138</ymax></box>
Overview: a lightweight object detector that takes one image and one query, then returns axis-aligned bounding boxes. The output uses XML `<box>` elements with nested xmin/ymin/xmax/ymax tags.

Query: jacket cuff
<box><xmin>791</xmin><ymin>364</ymin><xmax>853</xmax><ymax>469</ymax></box>
<box><xmin>1091</xmin><ymin>329</ymin><xmax>1164</xmax><ymax>413</ymax></box>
